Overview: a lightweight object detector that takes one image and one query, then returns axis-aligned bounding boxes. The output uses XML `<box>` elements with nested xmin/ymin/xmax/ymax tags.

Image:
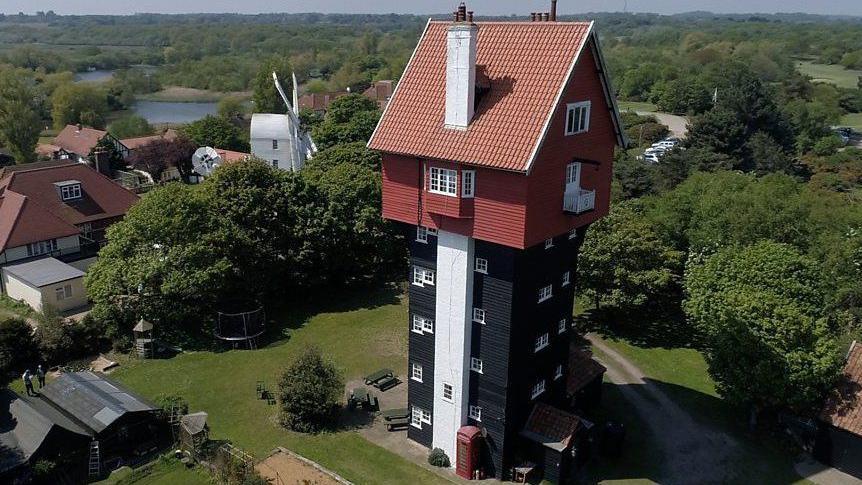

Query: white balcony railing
<box><xmin>563</xmin><ymin>189</ymin><xmax>596</xmax><ymax>214</ymax></box>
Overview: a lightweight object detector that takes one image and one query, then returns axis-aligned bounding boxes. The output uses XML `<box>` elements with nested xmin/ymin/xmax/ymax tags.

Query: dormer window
<box><xmin>429</xmin><ymin>167</ymin><xmax>458</xmax><ymax>196</ymax></box>
<box><xmin>55</xmin><ymin>181</ymin><xmax>82</xmax><ymax>201</ymax></box>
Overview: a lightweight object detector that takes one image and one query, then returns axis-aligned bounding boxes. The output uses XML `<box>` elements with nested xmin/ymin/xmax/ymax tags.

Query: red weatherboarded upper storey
<box><xmin>369</xmin><ymin>21</ymin><xmax>622</xmax><ymax>172</ymax></box>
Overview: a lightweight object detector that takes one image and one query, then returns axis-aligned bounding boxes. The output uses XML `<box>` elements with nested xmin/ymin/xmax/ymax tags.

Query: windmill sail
<box><xmin>272</xmin><ymin>72</ymin><xmax>317</xmax><ymax>170</ymax></box>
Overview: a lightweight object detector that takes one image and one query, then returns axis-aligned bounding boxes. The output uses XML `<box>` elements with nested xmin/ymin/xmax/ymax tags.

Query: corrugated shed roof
<box><xmin>368</xmin><ymin>21</ymin><xmax>593</xmax><ymax>172</ymax></box>
<box><xmin>521</xmin><ymin>402</ymin><xmax>581</xmax><ymax>451</ymax></box>
<box><xmin>821</xmin><ymin>342</ymin><xmax>862</xmax><ymax>437</ymax></box>
<box><xmin>40</xmin><ymin>371</ymin><xmax>157</xmax><ymax>434</ymax></box>
<box><xmin>2</xmin><ymin>257</ymin><xmax>85</xmax><ymax>287</ymax></box>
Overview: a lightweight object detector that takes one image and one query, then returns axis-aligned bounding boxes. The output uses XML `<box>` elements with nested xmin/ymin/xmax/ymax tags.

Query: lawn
<box><xmin>108</xmin><ymin>285</ymin><xmax>453</xmax><ymax>485</ymax></box>
<box><xmin>841</xmin><ymin>112</ymin><xmax>862</xmax><ymax>131</ymax></box>
<box><xmin>587</xmin><ymin>334</ymin><xmax>807</xmax><ymax>484</ymax></box>
<box><xmin>796</xmin><ymin>61</ymin><xmax>862</xmax><ymax>89</ymax></box>
<box><xmin>96</xmin><ymin>458</ymin><xmax>210</xmax><ymax>485</ymax></box>
<box><xmin>617</xmin><ymin>100</ymin><xmax>657</xmax><ymax>112</ymax></box>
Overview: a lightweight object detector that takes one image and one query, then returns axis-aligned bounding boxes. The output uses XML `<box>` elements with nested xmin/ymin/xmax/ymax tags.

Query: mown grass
<box><xmin>617</xmin><ymin>101</ymin><xmax>657</xmax><ymax>112</ymax></box>
<box><xmin>841</xmin><ymin>112</ymin><xmax>862</xmax><ymax>131</ymax></box>
<box><xmin>108</xmin><ymin>285</ymin><xmax>453</xmax><ymax>485</ymax></box>
<box><xmin>95</xmin><ymin>457</ymin><xmax>210</xmax><ymax>485</ymax></box>
<box><xmin>796</xmin><ymin>61</ymin><xmax>862</xmax><ymax>89</ymax></box>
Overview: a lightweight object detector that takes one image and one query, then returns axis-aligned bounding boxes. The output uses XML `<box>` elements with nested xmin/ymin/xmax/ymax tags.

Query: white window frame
<box><xmin>272</xmin><ymin>159</ymin><xmax>279</xmax><ymax>168</ymax></box>
<box><xmin>427</xmin><ymin>227</ymin><xmax>438</xmax><ymax>235</ymax></box>
<box><xmin>565</xmin><ymin>101</ymin><xmax>591</xmax><ymax>135</ymax></box>
<box><xmin>462</xmin><ymin>170</ymin><xmax>475</xmax><ymax>198</ymax></box>
<box><xmin>531</xmin><ymin>379</ymin><xmax>546</xmax><ymax>399</ymax></box>
<box><xmin>27</xmin><ymin>239</ymin><xmax>58</xmax><ymax>257</ymax></box>
<box><xmin>558</xmin><ymin>319</ymin><xmax>567</xmax><ymax>334</ymax></box>
<box><xmin>470</xmin><ymin>357</ymin><xmax>483</xmax><ymax>374</ymax></box>
<box><xmin>472</xmin><ymin>308</ymin><xmax>485</xmax><ymax>324</ymax></box>
<box><xmin>416</xmin><ymin>226</ymin><xmax>428</xmax><ymax>243</ymax></box>
<box><xmin>413</xmin><ymin>267</ymin><xmax>435</xmax><ymax>287</ymax></box>
<box><xmin>56</xmin><ymin>287</ymin><xmax>66</xmax><ymax>301</ymax></box>
<box><xmin>544</xmin><ymin>238</ymin><xmax>554</xmax><ymax>249</ymax></box>
<box><xmin>562</xmin><ymin>271</ymin><xmax>571</xmax><ymax>287</ymax></box>
<box><xmin>469</xmin><ymin>405</ymin><xmax>482</xmax><ymax>422</ymax></box>
<box><xmin>429</xmin><ymin>167</ymin><xmax>458</xmax><ymax>196</ymax></box>
<box><xmin>535</xmin><ymin>333</ymin><xmax>550</xmax><ymax>352</ymax></box>
<box><xmin>420</xmin><ymin>408</ymin><xmax>431</xmax><ymax>424</ymax></box>
<box><xmin>442</xmin><ymin>382</ymin><xmax>454</xmax><ymax>402</ymax></box>
<box><xmin>60</xmin><ymin>183</ymin><xmax>82</xmax><ymax>201</ymax></box>
<box><xmin>411</xmin><ymin>362</ymin><xmax>423</xmax><ymax>383</ymax></box>
<box><xmin>555</xmin><ymin>364</ymin><xmax>563</xmax><ymax>380</ymax></box>
<box><xmin>272</xmin><ymin>139</ymin><xmax>279</xmax><ymax>150</ymax></box>
<box><xmin>568</xmin><ymin>228</ymin><xmax>577</xmax><ymax>240</ymax></box>
<box><xmin>538</xmin><ymin>285</ymin><xmax>553</xmax><ymax>303</ymax></box>
<box><xmin>411</xmin><ymin>406</ymin><xmax>432</xmax><ymax>428</ymax></box>
<box><xmin>475</xmin><ymin>257</ymin><xmax>488</xmax><ymax>274</ymax></box>
<box><xmin>566</xmin><ymin>162</ymin><xmax>582</xmax><ymax>186</ymax></box>
<box><xmin>412</xmin><ymin>315</ymin><xmax>434</xmax><ymax>334</ymax></box>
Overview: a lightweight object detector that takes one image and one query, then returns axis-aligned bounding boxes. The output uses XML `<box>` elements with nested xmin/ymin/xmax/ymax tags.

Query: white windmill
<box><xmin>191</xmin><ymin>146</ymin><xmax>222</xmax><ymax>181</ymax></box>
<box><xmin>250</xmin><ymin>72</ymin><xmax>317</xmax><ymax>172</ymax></box>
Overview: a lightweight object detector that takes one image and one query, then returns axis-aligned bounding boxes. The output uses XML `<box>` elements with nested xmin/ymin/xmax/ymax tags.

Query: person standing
<box><xmin>22</xmin><ymin>370</ymin><xmax>34</xmax><ymax>397</ymax></box>
<box><xmin>36</xmin><ymin>365</ymin><xmax>46</xmax><ymax>389</ymax></box>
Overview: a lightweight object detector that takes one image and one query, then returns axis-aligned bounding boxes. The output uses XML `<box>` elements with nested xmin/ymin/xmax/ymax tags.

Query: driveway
<box><xmin>587</xmin><ymin>334</ymin><xmax>741</xmax><ymax>484</ymax></box>
<box><xmin>637</xmin><ymin>111</ymin><xmax>689</xmax><ymax>138</ymax></box>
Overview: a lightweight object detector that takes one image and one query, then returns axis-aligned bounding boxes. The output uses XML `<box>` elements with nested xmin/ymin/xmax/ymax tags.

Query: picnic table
<box><xmin>348</xmin><ymin>387</ymin><xmax>377</xmax><ymax>410</ymax></box>
<box><xmin>381</xmin><ymin>408</ymin><xmax>410</xmax><ymax>431</ymax></box>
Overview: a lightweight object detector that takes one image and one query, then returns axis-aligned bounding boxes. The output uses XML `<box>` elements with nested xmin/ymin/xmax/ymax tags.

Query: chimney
<box><xmin>445</xmin><ymin>2</ymin><xmax>478</xmax><ymax>129</ymax></box>
<box><xmin>551</xmin><ymin>0</ymin><xmax>557</xmax><ymax>21</ymax></box>
<box><xmin>531</xmin><ymin>12</ymin><xmax>537</xmax><ymax>21</ymax></box>
<box><xmin>543</xmin><ymin>12</ymin><xmax>550</xmax><ymax>21</ymax></box>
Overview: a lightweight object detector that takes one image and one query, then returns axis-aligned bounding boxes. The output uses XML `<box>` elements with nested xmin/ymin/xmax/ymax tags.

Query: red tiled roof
<box><xmin>298</xmin><ymin>92</ymin><xmax>348</xmax><ymax>112</ymax></box>
<box><xmin>0</xmin><ymin>164</ymin><xmax>138</xmax><ymax>251</ymax></box>
<box><xmin>363</xmin><ymin>80</ymin><xmax>395</xmax><ymax>109</ymax></box>
<box><xmin>216</xmin><ymin>149</ymin><xmax>251</xmax><ymax>163</ymax></box>
<box><xmin>568</xmin><ymin>346</ymin><xmax>607</xmax><ymax>396</ymax></box>
<box><xmin>52</xmin><ymin>125</ymin><xmax>108</xmax><ymax>157</ymax></box>
<box><xmin>821</xmin><ymin>342</ymin><xmax>862</xmax><ymax>437</ymax></box>
<box><xmin>368</xmin><ymin>20</ymin><xmax>593</xmax><ymax>172</ymax></box>
<box><xmin>121</xmin><ymin>129</ymin><xmax>178</xmax><ymax>150</ymax></box>
<box><xmin>522</xmin><ymin>402</ymin><xmax>581</xmax><ymax>451</ymax></box>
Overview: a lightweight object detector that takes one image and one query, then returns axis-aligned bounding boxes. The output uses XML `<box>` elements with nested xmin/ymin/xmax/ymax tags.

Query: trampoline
<box><xmin>215</xmin><ymin>305</ymin><xmax>265</xmax><ymax>349</ymax></box>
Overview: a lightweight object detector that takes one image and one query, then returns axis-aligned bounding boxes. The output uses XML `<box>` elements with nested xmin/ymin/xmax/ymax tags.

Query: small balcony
<box><xmin>563</xmin><ymin>189</ymin><xmax>595</xmax><ymax>214</ymax></box>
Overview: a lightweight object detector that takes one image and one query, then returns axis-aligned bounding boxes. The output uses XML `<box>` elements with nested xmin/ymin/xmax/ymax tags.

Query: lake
<box><xmin>132</xmin><ymin>101</ymin><xmax>218</xmax><ymax>124</ymax></box>
<box><xmin>74</xmin><ymin>70</ymin><xmax>114</xmax><ymax>83</ymax></box>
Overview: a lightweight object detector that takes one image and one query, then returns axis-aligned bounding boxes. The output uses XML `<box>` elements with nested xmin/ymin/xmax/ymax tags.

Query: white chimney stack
<box><xmin>445</xmin><ymin>3</ymin><xmax>478</xmax><ymax>129</ymax></box>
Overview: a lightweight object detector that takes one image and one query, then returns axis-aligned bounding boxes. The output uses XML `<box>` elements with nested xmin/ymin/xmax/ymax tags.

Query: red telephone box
<box><xmin>456</xmin><ymin>425</ymin><xmax>483</xmax><ymax>479</ymax></box>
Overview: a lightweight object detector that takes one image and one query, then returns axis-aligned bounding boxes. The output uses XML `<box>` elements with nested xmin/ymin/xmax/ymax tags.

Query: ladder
<box><xmin>88</xmin><ymin>441</ymin><xmax>101</xmax><ymax>478</ymax></box>
<box><xmin>247</xmin><ymin>337</ymin><xmax>258</xmax><ymax>350</ymax></box>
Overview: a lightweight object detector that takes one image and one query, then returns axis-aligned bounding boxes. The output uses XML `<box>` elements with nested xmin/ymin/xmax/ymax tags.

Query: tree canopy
<box><xmin>0</xmin><ymin>68</ymin><xmax>41</xmax><ymax>163</ymax></box>
<box><xmin>278</xmin><ymin>347</ymin><xmax>343</xmax><ymax>433</ymax></box>
<box><xmin>181</xmin><ymin>115</ymin><xmax>248</xmax><ymax>152</ymax></box>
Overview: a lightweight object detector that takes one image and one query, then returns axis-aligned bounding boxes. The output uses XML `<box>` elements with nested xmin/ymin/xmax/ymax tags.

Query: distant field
<box><xmin>841</xmin><ymin>113</ymin><xmax>862</xmax><ymax>131</ymax></box>
<box><xmin>618</xmin><ymin>100</ymin><xmax>657</xmax><ymax>112</ymax></box>
<box><xmin>796</xmin><ymin>61</ymin><xmax>862</xmax><ymax>89</ymax></box>
<box><xmin>137</xmin><ymin>86</ymin><xmax>252</xmax><ymax>103</ymax></box>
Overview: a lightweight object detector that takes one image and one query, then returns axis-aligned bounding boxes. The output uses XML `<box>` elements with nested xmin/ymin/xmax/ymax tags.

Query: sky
<box><xmin>2</xmin><ymin>1</ymin><xmax>861</xmax><ymax>17</ymax></box>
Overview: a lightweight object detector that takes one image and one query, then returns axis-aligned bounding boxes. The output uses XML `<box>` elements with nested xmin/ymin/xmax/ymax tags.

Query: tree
<box><xmin>89</xmin><ymin>136</ymin><xmax>126</xmax><ymax>171</ymax></box>
<box><xmin>579</xmin><ymin>202</ymin><xmax>684</xmax><ymax>311</ymax></box>
<box><xmin>311</xmin><ymin>94</ymin><xmax>380</xmax><ymax>150</ymax></box>
<box><xmin>181</xmin><ymin>115</ymin><xmax>248</xmax><ymax>152</ymax></box>
<box><xmin>217</xmin><ymin>96</ymin><xmax>246</xmax><ymax>120</ymax></box>
<box><xmin>650</xmin><ymin>76</ymin><xmax>712</xmax><ymax>114</ymax></box>
<box><xmin>745</xmin><ymin>131</ymin><xmax>793</xmax><ymax>175</ymax></box>
<box><xmin>613</xmin><ymin>152</ymin><xmax>656</xmax><ymax>200</ymax></box>
<box><xmin>51</xmin><ymin>82</ymin><xmax>108</xmax><ymax>129</ymax></box>
<box><xmin>303</xmin><ymin>142</ymin><xmax>381</xmax><ymax>173</ymax></box>
<box><xmin>684</xmin><ymin>241</ymin><xmax>842</xmax><ymax>413</ymax></box>
<box><xmin>0</xmin><ymin>317</ymin><xmax>39</xmax><ymax>381</ymax></box>
<box><xmin>252</xmin><ymin>56</ymin><xmax>292</xmax><ymax>114</ymax></box>
<box><xmin>108</xmin><ymin>115</ymin><xmax>153</xmax><ymax>139</ymax></box>
<box><xmin>278</xmin><ymin>347</ymin><xmax>343</xmax><ymax>432</ymax></box>
<box><xmin>0</xmin><ymin>69</ymin><xmax>41</xmax><ymax>163</ymax></box>
<box><xmin>128</xmin><ymin>136</ymin><xmax>197</xmax><ymax>183</ymax></box>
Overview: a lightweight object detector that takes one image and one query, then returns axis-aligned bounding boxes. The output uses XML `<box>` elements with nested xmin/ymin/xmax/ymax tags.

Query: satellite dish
<box><xmin>191</xmin><ymin>147</ymin><xmax>222</xmax><ymax>177</ymax></box>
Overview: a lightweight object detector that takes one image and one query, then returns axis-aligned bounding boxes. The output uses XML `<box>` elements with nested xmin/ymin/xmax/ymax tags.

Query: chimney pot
<box><xmin>551</xmin><ymin>0</ymin><xmax>557</xmax><ymax>21</ymax></box>
<box><xmin>467</xmin><ymin>11</ymin><xmax>474</xmax><ymax>22</ymax></box>
<box><xmin>457</xmin><ymin>2</ymin><xmax>467</xmax><ymax>22</ymax></box>
<box><xmin>543</xmin><ymin>12</ymin><xmax>550</xmax><ymax>21</ymax></box>
<box><xmin>531</xmin><ymin>12</ymin><xmax>536</xmax><ymax>21</ymax></box>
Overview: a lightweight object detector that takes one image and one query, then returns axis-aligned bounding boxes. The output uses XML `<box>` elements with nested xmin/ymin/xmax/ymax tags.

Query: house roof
<box><xmin>298</xmin><ymin>92</ymin><xmax>347</xmax><ymax>112</ymax></box>
<box><xmin>821</xmin><ymin>341</ymin><xmax>862</xmax><ymax>437</ymax></box>
<box><xmin>2</xmin><ymin>257</ymin><xmax>85</xmax><ymax>287</ymax></box>
<box><xmin>120</xmin><ymin>129</ymin><xmax>178</xmax><ymax>150</ymax></box>
<box><xmin>251</xmin><ymin>114</ymin><xmax>290</xmax><ymax>140</ymax></box>
<box><xmin>568</xmin><ymin>346</ymin><xmax>607</xmax><ymax>396</ymax></box>
<box><xmin>368</xmin><ymin>20</ymin><xmax>621</xmax><ymax>172</ymax></box>
<box><xmin>180</xmin><ymin>412</ymin><xmax>208</xmax><ymax>435</ymax></box>
<box><xmin>39</xmin><ymin>371</ymin><xmax>157</xmax><ymax>434</ymax></box>
<box><xmin>363</xmin><ymin>80</ymin><xmax>395</xmax><ymax>109</ymax></box>
<box><xmin>0</xmin><ymin>163</ymin><xmax>138</xmax><ymax>250</ymax></box>
<box><xmin>216</xmin><ymin>148</ymin><xmax>252</xmax><ymax>163</ymax></box>
<box><xmin>52</xmin><ymin>125</ymin><xmax>107</xmax><ymax>157</ymax></box>
<box><xmin>521</xmin><ymin>402</ymin><xmax>582</xmax><ymax>452</ymax></box>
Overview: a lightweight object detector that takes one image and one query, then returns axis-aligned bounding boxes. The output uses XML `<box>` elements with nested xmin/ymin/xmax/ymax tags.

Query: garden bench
<box><xmin>374</xmin><ymin>375</ymin><xmax>399</xmax><ymax>391</ymax></box>
<box><xmin>381</xmin><ymin>408</ymin><xmax>409</xmax><ymax>421</ymax></box>
<box><xmin>364</xmin><ymin>369</ymin><xmax>394</xmax><ymax>386</ymax></box>
<box><xmin>385</xmin><ymin>416</ymin><xmax>409</xmax><ymax>430</ymax></box>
